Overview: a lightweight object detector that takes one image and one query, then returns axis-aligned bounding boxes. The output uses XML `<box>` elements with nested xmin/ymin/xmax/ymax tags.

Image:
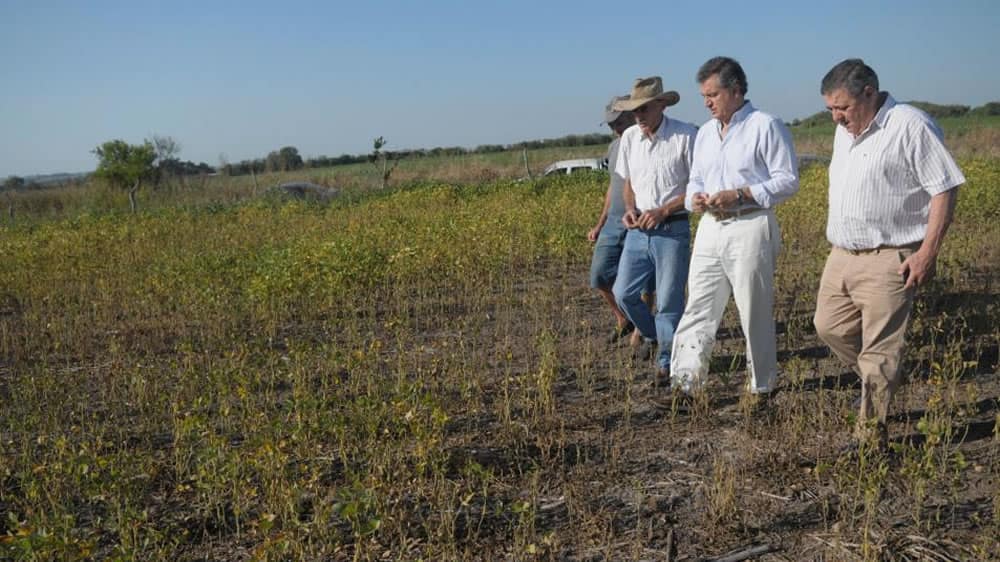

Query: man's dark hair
<box><xmin>696</xmin><ymin>56</ymin><xmax>748</xmax><ymax>95</ymax></box>
<box><xmin>821</xmin><ymin>58</ymin><xmax>879</xmax><ymax>97</ymax></box>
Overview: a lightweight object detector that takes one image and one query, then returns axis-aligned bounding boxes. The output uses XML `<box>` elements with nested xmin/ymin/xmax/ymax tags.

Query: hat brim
<box><xmin>613</xmin><ymin>91</ymin><xmax>679</xmax><ymax>111</ymax></box>
<box><xmin>601</xmin><ymin>110</ymin><xmax>623</xmax><ymax>125</ymax></box>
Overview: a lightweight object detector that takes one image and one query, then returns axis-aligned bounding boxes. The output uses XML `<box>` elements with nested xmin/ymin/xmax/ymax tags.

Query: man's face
<box><xmin>699</xmin><ymin>74</ymin><xmax>743</xmax><ymax>123</ymax></box>
<box><xmin>609</xmin><ymin>113</ymin><xmax>634</xmax><ymax>136</ymax></box>
<box><xmin>823</xmin><ymin>86</ymin><xmax>879</xmax><ymax>136</ymax></box>
<box><xmin>632</xmin><ymin>99</ymin><xmax>666</xmax><ymax>135</ymax></box>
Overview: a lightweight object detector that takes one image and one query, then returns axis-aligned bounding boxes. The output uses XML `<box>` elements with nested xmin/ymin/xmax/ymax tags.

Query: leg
<box><xmin>726</xmin><ymin>212</ymin><xmax>780</xmax><ymax>393</ymax></box>
<box><xmin>649</xmin><ymin>220</ymin><xmax>691</xmax><ymax>370</ymax></box>
<box><xmin>613</xmin><ymin>230</ymin><xmax>656</xmax><ymax>341</ymax></box>
<box><xmin>671</xmin><ymin>217</ymin><xmax>731</xmax><ymax>392</ymax></box>
<box><xmin>814</xmin><ymin>249</ymin><xmax>863</xmax><ymax>372</ymax></box>
<box><xmin>589</xmin><ymin>232</ymin><xmax>629</xmax><ymax>329</ymax></box>
<box><xmin>852</xmin><ymin>249</ymin><xmax>915</xmax><ymax>428</ymax></box>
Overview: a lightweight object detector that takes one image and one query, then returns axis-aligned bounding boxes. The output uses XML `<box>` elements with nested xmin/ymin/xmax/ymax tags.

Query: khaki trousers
<box><xmin>813</xmin><ymin>246</ymin><xmax>916</xmax><ymax>431</ymax></box>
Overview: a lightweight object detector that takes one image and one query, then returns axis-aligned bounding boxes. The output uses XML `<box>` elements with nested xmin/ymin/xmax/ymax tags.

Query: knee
<box><xmin>813</xmin><ymin>310</ymin><xmax>845</xmax><ymax>346</ymax></box>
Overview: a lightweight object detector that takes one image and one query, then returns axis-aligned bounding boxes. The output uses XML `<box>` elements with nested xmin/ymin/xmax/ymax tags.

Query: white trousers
<box><xmin>670</xmin><ymin>210</ymin><xmax>781</xmax><ymax>394</ymax></box>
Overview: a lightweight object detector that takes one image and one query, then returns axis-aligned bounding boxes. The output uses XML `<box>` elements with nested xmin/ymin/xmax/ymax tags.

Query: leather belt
<box><xmin>837</xmin><ymin>242</ymin><xmax>921</xmax><ymax>256</ymax></box>
<box><xmin>710</xmin><ymin>207</ymin><xmax>764</xmax><ymax>221</ymax></box>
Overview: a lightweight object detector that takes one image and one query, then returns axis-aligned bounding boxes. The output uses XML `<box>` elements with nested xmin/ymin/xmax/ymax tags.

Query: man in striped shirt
<box><xmin>814</xmin><ymin>58</ymin><xmax>965</xmax><ymax>451</ymax></box>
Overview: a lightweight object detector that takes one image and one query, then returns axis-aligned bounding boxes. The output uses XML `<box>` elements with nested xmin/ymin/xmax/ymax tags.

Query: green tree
<box><xmin>265</xmin><ymin>146</ymin><xmax>304</xmax><ymax>172</ymax></box>
<box><xmin>92</xmin><ymin>139</ymin><xmax>157</xmax><ymax>213</ymax></box>
<box><xmin>3</xmin><ymin>176</ymin><xmax>25</xmax><ymax>190</ymax></box>
<box><xmin>369</xmin><ymin>136</ymin><xmax>402</xmax><ymax>189</ymax></box>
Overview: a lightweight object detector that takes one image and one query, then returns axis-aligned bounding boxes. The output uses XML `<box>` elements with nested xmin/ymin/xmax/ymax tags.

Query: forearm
<box><xmin>594</xmin><ymin>187</ymin><xmax>612</xmax><ymax>226</ymax></box>
<box><xmin>920</xmin><ymin>188</ymin><xmax>958</xmax><ymax>257</ymax></box>
<box><xmin>684</xmin><ymin>175</ymin><xmax>705</xmax><ymax>211</ymax></box>
<box><xmin>659</xmin><ymin>195</ymin><xmax>686</xmax><ymax>216</ymax></box>
<box><xmin>623</xmin><ymin>179</ymin><xmax>636</xmax><ymax>212</ymax></box>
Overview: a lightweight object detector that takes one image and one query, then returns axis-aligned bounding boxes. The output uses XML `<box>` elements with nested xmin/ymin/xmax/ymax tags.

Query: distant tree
<box><xmin>149</xmin><ymin>134</ymin><xmax>182</xmax><ymax>186</ymax></box>
<box><xmin>970</xmin><ymin>101</ymin><xmax>1000</xmax><ymax>117</ymax></box>
<box><xmin>92</xmin><ymin>139</ymin><xmax>157</xmax><ymax>213</ymax></box>
<box><xmin>904</xmin><ymin>101</ymin><xmax>970</xmax><ymax>119</ymax></box>
<box><xmin>369</xmin><ymin>136</ymin><xmax>402</xmax><ymax>189</ymax></box>
<box><xmin>265</xmin><ymin>146</ymin><xmax>304</xmax><ymax>172</ymax></box>
<box><xmin>3</xmin><ymin>176</ymin><xmax>25</xmax><ymax>190</ymax></box>
<box><xmin>151</xmin><ymin>135</ymin><xmax>181</xmax><ymax>163</ymax></box>
<box><xmin>279</xmin><ymin>146</ymin><xmax>303</xmax><ymax>170</ymax></box>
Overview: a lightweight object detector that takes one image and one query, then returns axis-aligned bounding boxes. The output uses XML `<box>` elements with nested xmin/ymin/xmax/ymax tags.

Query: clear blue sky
<box><xmin>2</xmin><ymin>0</ymin><xmax>998</xmax><ymax>177</ymax></box>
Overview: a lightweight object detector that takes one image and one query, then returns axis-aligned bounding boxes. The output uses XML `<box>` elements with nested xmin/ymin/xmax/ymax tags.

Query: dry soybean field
<box><xmin>1</xmin><ymin>160</ymin><xmax>999</xmax><ymax>560</ymax></box>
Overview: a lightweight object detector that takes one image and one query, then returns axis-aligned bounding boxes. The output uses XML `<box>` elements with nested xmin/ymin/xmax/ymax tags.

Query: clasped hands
<box><xmin>692</xmin><ymin>189</ymin><xmax>741</xmax><ymax>214</ymax></box>
<box><xmin>622</xmin><ymin>207</ymin><xmax>668</xmax><ymax>230</ymax></box>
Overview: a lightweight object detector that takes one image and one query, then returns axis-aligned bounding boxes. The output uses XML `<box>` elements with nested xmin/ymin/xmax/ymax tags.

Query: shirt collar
<box><xmin>730</xmin><ymin>100</ymin><xmax>754</xmax><ymax>125</ymax></box>
<box><xmin>715</xmin><ymin>100</ymin><xmax>754</xmax><ymax>134</ymax></box>
<box><xmin>853</xmin><ymin>92</ymin><xmax>894</xmax><ymax>138</ymax></box>
<box><xmin>871</xmin><ymin>92</ymin><xmax>895</xmax><ymax>129</ymax></box>
<box><xmin>641</xmin><ymin>115</ymin><xmax>670</xmax><ymax>143</ymax></box>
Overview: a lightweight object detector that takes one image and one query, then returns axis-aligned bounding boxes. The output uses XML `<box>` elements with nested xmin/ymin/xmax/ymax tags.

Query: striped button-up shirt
<box><xmin>684</xmin><ymin>101</ymin><xmax>799</xmax><ymax>212</ymax></box>
<box><xmin>616</xmin><ymin>117</ymin><xmax>697</xmax><ymax>212</ymax></box>
<box><xmin>827</xmin><ymin>94</ymin><xmax>965</xmax><ymax>249</ymax></box>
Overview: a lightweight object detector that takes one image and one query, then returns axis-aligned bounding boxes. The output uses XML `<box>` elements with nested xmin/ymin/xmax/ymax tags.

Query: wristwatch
<box><xmin>736</xmin><ymin>189</ymin><xmax>745</xmax><ymax>206</ymax></box>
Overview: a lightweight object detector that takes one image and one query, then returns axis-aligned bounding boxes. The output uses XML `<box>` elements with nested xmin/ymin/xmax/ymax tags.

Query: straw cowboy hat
<box><xmin>613</xmin><ymin>77</ymin><xmax>680</xmax><ymax>111</ymax></box>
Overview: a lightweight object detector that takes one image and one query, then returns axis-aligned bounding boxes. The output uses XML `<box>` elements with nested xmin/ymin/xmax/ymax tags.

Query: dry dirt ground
<box><xmin>392</xmin><ymin>263</ymin><xmax>999</xmax><ymax>561</ymax></box>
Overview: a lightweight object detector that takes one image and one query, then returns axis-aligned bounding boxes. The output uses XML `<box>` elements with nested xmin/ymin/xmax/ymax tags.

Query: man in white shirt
<box><xmin>610</xmin><ymin>77</ymin><xmax>698</xmax><ymax>377</ymax></box>
<box><xmin>670</xmin><ymin>57</ymin><xmax>799</xmax><ymax>407</ymax></box>
<box><xmin>814</xmin><ymin>58</ymin><xmax>964</xmax><ymax>451</ymax></box>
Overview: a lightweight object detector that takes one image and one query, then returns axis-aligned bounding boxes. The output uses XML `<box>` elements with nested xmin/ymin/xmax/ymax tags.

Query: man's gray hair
<box><xmin>821</xmin><ymin>59</ymin><xmax>879</xmax><ymax>97</ymax></box>
<box><xmin>696</xmin><ymin>56</ymin><xmax>748</xmax><ymax>95</ymax></box>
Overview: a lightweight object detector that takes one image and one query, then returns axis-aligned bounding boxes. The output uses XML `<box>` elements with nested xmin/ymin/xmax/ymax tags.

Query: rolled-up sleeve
<box><xmin>684</xmin><ymin>131</ymin><xmax>708</xmax><ymax>212</ymax></box>
<box><xmin>747</xmin><ymin>119</ymin><xmax>799</xmax><ymax>208</ymax></box>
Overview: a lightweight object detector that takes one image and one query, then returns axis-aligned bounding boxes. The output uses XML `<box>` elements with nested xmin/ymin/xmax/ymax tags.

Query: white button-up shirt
<box><xmin>684</xmin><ymin>101</ymin><xmax>799</xmax><ymax>212</ymax></box>
<box><xmin>827</xmin><ymin>94</ymin><xmax>965</xmax><ymax>249</ymax></box>
<box><xmin>616</xmin><ymin>116</ymin><xmax>697</xmax><ymax>212</ymax></box>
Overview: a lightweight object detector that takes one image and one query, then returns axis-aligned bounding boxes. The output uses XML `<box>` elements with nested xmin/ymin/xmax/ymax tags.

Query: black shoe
<box><xmin>608</xmin><ymin>322</ymin><xmax>635</xmax><ymax>344</ymax></box>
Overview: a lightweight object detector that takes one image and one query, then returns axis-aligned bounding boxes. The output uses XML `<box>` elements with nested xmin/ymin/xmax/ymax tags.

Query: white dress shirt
<box><xmin>827</xmin><ymin>94</ymin><xmax>965</xmax><ymax>249</ymax></box>
<box><xmin>684</xmin><ymin>101</ymin><xmax>799</xmax><ymax>212</ymax></box>
<box><xmin>616</xmin><ymin>116</ymin><xmax>697</xmax><ymax>212</ymax></box>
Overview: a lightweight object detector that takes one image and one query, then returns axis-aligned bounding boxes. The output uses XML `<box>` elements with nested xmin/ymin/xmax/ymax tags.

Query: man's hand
<box><xmin>637</xmin><ymin>208</ymin><xmax>666</xmax><ymax>229</ymax></box>
<box><xmin>899</xmin><ymin>250</ymin><xmax>937</xmax><ymax>289</ymax></box>
<box><xmin>587</xmin><ymin>225</ymin><xmax>601</xmax><ymax>242</ymax></box>
<box><xmin>622</xmin><ymin>209</ymin><xmax>641</xmax><ymax>229</ymax></box>
<box><xmin>707</xmin><ymin>189</ymin><xmax>740</xmax><ymax>210</ymax></box>
<box><xmin>692</xmin><ymin>193</ymin><xmax>710</xmax><ymax>213</ymax></box>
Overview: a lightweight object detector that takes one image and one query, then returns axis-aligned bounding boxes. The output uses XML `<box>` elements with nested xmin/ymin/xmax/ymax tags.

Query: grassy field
<box><xmin>1</xmin><ymin>123</ymin><xmax>999</xmax><ymax>559</ymax></box>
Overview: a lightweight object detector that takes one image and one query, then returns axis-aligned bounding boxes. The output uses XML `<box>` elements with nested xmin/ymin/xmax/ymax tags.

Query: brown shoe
<box><xmin>652</xmin><ymin>368</ymin><xmax>671</xmax><ymax>389</ymax></box>
<box><xmin>651</xmin><ymin>386</ymin><xmax>694</xmax><ymax>413</ymax></box>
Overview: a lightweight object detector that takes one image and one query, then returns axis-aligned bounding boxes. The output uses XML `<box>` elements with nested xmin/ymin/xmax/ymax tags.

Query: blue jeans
<box><xmin>612</xmin><ymin>216</ymin><xmax>691</xmax><ymax>369</ymax></box>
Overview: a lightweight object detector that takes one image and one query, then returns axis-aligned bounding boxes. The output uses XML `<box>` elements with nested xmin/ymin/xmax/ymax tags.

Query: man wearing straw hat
<box><xmin>610</xmin><ymin>77</ymin><xmax>698</xmax><ymax>378</ymax></box>
<box><xmin>669</xmin><ymin>56</ymin><xmax>799</xmax><ymax>409</ymax></box>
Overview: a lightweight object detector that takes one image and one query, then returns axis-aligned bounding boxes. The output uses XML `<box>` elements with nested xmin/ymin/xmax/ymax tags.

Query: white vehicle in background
<box><xmin>542</xmin><ymin>157</ymin><xmax>608</xmax><ymax>176</ymax></box>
